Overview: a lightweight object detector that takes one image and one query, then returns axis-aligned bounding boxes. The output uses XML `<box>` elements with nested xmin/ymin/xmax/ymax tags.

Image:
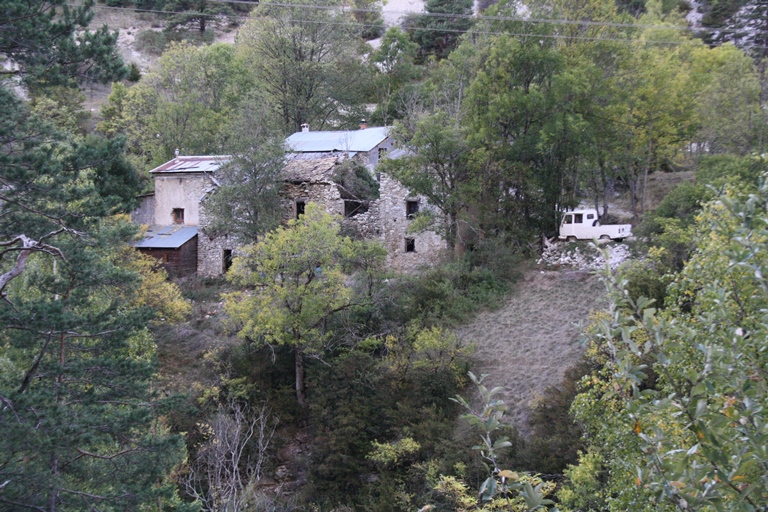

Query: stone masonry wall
<box><xmin>349</xmin><ymin>172</ymin><xmax>445</xmax><ymax>273</ymax></box>
<box><xmin>196</xmin><ymin>206</ymin><xmax>241</xmax><ymax>277</ymax></box>
<box><xmin>132</xmin><ymin>194</ymin><xmax>155</xmax><ymax>225</ymax></box>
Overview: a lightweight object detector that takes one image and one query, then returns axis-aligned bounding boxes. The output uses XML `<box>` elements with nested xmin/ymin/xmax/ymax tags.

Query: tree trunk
<box><xmin>641</xmin><ymin>136</ymin><xmax>653</xmax><ymax>216</ymax></box>
<box><xmin>294</xmin><ymin>348</ymin><xmax>306</xmax><ymax>408</ymax></box>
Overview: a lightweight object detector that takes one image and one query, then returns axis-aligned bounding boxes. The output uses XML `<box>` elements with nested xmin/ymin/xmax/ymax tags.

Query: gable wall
<box><xmin>348</xmin><ymin>172</ymin><xmax>444</xmax><ymax>273</ymax></box>
<box><xmin>153</xmin><ymin>173</ymin><xmax>212</xmax><ymax>226</ymax></box>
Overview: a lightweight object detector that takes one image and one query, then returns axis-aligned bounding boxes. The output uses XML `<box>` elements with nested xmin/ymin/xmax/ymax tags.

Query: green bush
<box><xmin>135</xmin><ymin>29</ymin><xmax>168</xmax><ymax>55</ymax></box>
<box><xmin>127</xmin><ymin>62</ymin><xmax>142</xmax><ymax>82</ymax></box>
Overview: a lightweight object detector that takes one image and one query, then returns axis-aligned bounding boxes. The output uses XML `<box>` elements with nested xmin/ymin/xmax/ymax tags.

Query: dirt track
<box><xmin>455</xmin><ymin>269</ymin><xmax>606</xmax><ymax>434</ymax></box>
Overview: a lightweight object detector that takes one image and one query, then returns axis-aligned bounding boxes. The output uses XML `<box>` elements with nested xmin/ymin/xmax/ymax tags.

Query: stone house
<box><xmin>133</xmin><ymin>127</ymin><xmax>444</xmax><ymax>276</ymax></box>
<box><xmin>132</xmin><ymin>155</ymin><xmax>236</xmax><ymax>277</ymax></box>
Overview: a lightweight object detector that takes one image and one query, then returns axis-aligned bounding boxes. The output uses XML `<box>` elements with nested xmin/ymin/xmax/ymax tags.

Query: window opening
<box><xmin>163</xmin><ymin>252</ymin><xmax>170</xmax><ymax>263</ymax></box>
<box><xmin>406</xmin><ymin>200</ymin><xmax>419</xmax><ymax>220</ymax></box>
<box><xmin>563</xmin><ymin>214</ymin><xmax>573</xmax><ymax>225</ymax></box>
<box><xmin>378</xmin><ymin>147</ymin><xmax>388</xmax><ymax>159</ymax></box>
<box><xmin>587</xmin><ymin>213</ymin><xmax>595</xmax><ymax>220</ymax></box>
<box><xmin>295</xmin><ymin>200</ymin><xmax>306</xmax><ymax>218</ymax></box>
<box><xmin>574</xmin><ymin>213</ymin><xmax>583</xmax><ymax>223</ymax></box>
<box><xmin>172</xmin><ymin>208</ymin><xmax>184</xmax><ymax>224</ymax></box>
<box><xmin>405</xmin><ymin>238</ymin><xmax>416</xmax><ymax>253</ymax></box>
<box><xmin>223</xmin><ymin>249</ymin><xmax>233</xmax><ymax>272</ymax></box>
<box><xmin>344</xmin><ymin>200</ymin><xmax>363</xmax><ymax>217</ymax></box>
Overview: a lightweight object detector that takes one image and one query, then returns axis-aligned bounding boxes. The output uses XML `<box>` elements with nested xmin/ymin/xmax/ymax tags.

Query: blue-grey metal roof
<box><xmin>286</xmin><ymin>127</ymin><xmax>389</xmax><ymax>153</ymax></box>
<box><xmin>135</xmin><ymin>225</ymin><xmax>198</xmax><ymax>249</ymax></box>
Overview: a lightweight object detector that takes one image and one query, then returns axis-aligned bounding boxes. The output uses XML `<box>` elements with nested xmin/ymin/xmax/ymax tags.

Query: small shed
<box><xmin>135</xmin><ymin>225</ymin><xmax>199</xmax><ymax>277</ymax></box>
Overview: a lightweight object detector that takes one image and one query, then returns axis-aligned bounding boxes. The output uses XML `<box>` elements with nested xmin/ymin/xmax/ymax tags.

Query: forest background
<box><xmin>1</xmin><ymin>0</ymin><xmax>768</xmax><ymax>509</ymax></box>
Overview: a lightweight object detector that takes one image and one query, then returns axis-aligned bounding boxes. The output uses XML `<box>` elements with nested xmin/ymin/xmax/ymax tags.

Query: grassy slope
<box><xmin>455</xmin><ymin>269</ymin><xmax>606</xmax><ymax>434</ymax></box>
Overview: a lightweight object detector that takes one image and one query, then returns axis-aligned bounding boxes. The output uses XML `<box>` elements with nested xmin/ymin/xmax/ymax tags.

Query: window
<box><xmin>405</xmin><ymin>238</ymin><xmax>416</xmax><ymax>253</ymax></box>
<box><xmin>172</xmin><ymin>208</ymin><xmax>184</xmax><ymax>224</ymax></box>
<box><xmin>295</xmin><ymin>200</ymin><xmax>306</xmax><ymax>218</ymax></box>
<box><xmin>563</xmin><ymin>214</ymin><xmax>573</xmax><ymax>225</ymax></box>
<box><xmin>378</xmin><ymin>147</ymin><xmax>388</xmax><ymax>159</ymax></box>
<box><xmin>587</xmin><ymin>213</ymin><xmax>595</xmax><ymax>220</ymax></box>
<box><xmin>574</xmin><ymin>213</ymin><xmax>583</xmax><ymax>224</ymax></box>
<box><xmin>162</xmin><ymin>252</ymin><xmax>170</xmax><ymax>263</ymax></box>
<box><xmin>406</xmin><ymin>200</ymin><xmax>419</xmax><ymax>219</ymax></box>
<box><xmin>344</xmin><ymin>200</ymin><xmax>363</xmax><ymax>217</ymax></box>
<box><xmin>223</xmin><ymin>249</ymin><xmax>233</xmax><ymax>272</ymax></box>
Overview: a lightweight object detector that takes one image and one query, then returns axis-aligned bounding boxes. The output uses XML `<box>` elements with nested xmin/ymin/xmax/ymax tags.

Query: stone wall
<box><xmin>281</xmin><ymin>181</ymin><xmax>344</xmax><ymax>220</ymax></box>
<box><xmin>153</xmin><ymin>173</ymin><xmax>214</xmax><ymax>226</ymax></box>
<box><xmin>132</xmin><ymin>194</ymin><xmax>155</xmax><ymax>225</ymax></box>
<box><xmin>196</xmin><ymin>206</ymin><xmax>242</xmax><ymax>277</ymax></box>
<box><xmin>347</xmin><ymin>172</ymin><xmax>445</xmax><ymax>273</ymax></box>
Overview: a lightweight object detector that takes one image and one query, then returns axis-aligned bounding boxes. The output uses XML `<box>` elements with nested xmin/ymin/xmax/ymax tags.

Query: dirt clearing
<box><xmin>455</xmin><ymin>268</ymin><xmax>606</xmax><ymax>434</ymax></box>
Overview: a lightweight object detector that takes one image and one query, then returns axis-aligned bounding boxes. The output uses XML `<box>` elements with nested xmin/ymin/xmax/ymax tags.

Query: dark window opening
<box><xmin>587</xmin><ymin>213</ymin><xmax>595</xmax><ymax>220</ymax></box>
<box><xmin>563</xmin><ymin>214</ymin><xmax>572</xmax><ymax>224</ymax></box>
<box><xmin>378</xmin><ymin>147</ymin><xmax>388</xmax><ymax>159</ymax></box>
<box><xmin>223</xmin><ymin>249</ymin><xmax>233</xmax><ymax>272</ymax></box>
<box><xmin>405</xmin><ymin>238</ymin><xmax>416</xmax><ymax>253</ymax></box>
<box><xmin>296</xmin><ymin>201</ymin><xmax>306</xmax><ymax>218</ymax></box>
<box><xmin>163</xmin><ymin>252</ymin><xmax>170</xmax><ymax>263</ymax></box>
<box><xmin>172</xmin><ymin>208</ymin><xmax>184</xmax><ymax>224</ymax></box>
<box><xmin>344</xmin><ymin>200</ymin><xmax>367</xmax><ymax>217</ymax></box>
<box><xmin>406</xmin><ymin>200</ymin><xmax>419</xmax><ymax>219</ymax></box>
<box><xmin>574</xmin><ymin>213</ymin><xmax>583</xmax><ymax>224</ymax></box>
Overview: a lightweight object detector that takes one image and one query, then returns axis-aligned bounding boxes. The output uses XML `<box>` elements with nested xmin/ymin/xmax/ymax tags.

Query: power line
<box><xmin>81</xmin><ymin>2</ymin><xmax>768</xmax><ymax>49</ymax></box>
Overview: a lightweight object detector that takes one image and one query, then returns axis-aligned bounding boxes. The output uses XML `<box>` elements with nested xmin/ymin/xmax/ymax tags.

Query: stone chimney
<box><xmin>301</xmin><ymin>123</ymin><xmax>309</xmax><ymax>132</ymax></box>
<box><xmin>360</xmin><ymin>119</ymin><xmax>367</xmax><ymax>130</ymax></box>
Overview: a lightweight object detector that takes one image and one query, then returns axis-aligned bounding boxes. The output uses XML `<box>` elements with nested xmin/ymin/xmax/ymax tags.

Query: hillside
<box><xmin>456</xmin><ymin>268</ymin><xmax>605</xmax><ymax>433</ymax></box>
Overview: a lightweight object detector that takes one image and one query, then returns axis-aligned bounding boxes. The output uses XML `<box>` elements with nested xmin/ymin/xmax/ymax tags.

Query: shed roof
<box><xmin>135</xmin><ymin>225</ymin><xmax>198</xmax><ymax>249</ymax></box>
<box><xmin>149</xmin><ymin>155</ymin><xmax>230</xmax><ymax>174</ymax></box>
<box><xmin>283</xmin><ymin>157</ymin><xmax>339</xmax><ymax>184</ymax></box>
<box><xmin>286</xmin><ymin>127</ymin><xmax>389</xmax><ymax>153</ymax></box>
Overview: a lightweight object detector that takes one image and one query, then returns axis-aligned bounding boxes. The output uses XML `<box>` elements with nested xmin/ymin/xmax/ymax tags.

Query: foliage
<box><xmin>333</xmin><ymin>159</ymin><xmax>381</xmax><ymax>217</ymax></box>
<box><xmin>369</xmin><ymin>27</ymin><xmax>421</xmax><ymax>125</ymax></box>
<box><xmin>432</xmin><ymin>372</ymin><xmax>557</xmax><ymax>511</ymax></box>
<box><xmin>202</xmin><ymin>133</ymin><xmax>286</xmax><ymax>243</ymax></box>
<box><xmin>0</xmin><ymin>217</ymin><xmax>190</xmax><ymax>510</ymax></box>
<box><xmin>383</xmin><ymin>110</ymin><xmax>473</xmax><ymax>254</ymax></box>
<box><xmin>0</xmin><ymin>10</ymin><xmax>193</xmax><ymax>508</ymax></box>
<box><xmin>0</xmin><ymin>0</ymin><xmax>126</xmax><ymax>86</ymax></box>
<box><xmin>235</xmin><ymin>0</ymin><xmax>371</xmax><ymax>134</ymax></box>
<box><xmin>563</xmin><ymin>182</ymin><xmax>768</xmax><ymax>510</ymax></box>
<box><xmin>225</xmin><ymin>204</ymin><xmax>386</xmax><ymax>405</ymax></box>
<box><xmin>122</xmin><ymin>42</ymin><xmax>244</xmax><ymax>167</ymax></box>
<box><xmin>406</xmin><ymin>0</ymin><xmax>474</xmax><ymax>61</ymax></box>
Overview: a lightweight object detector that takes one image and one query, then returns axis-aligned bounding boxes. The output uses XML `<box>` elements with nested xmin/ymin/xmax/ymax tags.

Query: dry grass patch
<box><xmin>455</xmin><ymin>268</ymin><xmax>606</xmax><ymax>434</ymax></box>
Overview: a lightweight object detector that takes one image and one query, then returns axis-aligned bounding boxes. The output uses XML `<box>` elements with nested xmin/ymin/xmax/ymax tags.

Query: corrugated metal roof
<box><xmin>286</xmin><ymin>127</ymin><xmax>389</xmax><ymax>153</ymax></box>
<box><xmin>135</xmin><ymin>225</ymin><xmax>198</xmax><ymax>249</ymax></box>
<box><xmin>149</xmin><ymin>155</ymin><xmax>231</xmax><ymax>174</ymax></box>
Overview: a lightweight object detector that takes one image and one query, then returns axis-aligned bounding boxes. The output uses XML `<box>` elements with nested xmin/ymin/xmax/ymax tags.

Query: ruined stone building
<box><xmin>133</xmin><ymin>127</ymin><xmax>444</xmax><ymax>276</ymax></box>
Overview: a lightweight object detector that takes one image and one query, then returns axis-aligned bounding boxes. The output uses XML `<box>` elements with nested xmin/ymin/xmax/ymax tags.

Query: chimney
<box><xmin>360</xmin><ymin>119</ymin><xmax>367</xmax><ymax>130</ymax></box>
<box><xmin>174</xmin><ymin>148</ymin><xmax>179</xmax><ymax>157</ymax></box>
<box><xmin>301</xmin><ymin>123</ymin><xmax>309</xmax><ymax>133</ymax></box>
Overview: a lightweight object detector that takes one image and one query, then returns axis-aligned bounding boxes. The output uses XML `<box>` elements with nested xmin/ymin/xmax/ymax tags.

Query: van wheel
<box><xmin>567</xmin><ymin>236</ymin><xmax>576</xmax><ymax>242</ymax></box>
<box><xmin>616</xmin><ymin>238</ymin><xmax>624</xmax><ymax>242</ymax></box>
<box><xmin>599</xmin><ymin>235</ymin><xmax>611</xmax><ymax>240</ymax></box>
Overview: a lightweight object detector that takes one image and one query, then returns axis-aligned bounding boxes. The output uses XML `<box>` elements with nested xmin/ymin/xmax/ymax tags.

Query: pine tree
<box><xmin>0</xmin><ymin>3</ymin><xmax>189</xmax><ymax>509</ymax></box>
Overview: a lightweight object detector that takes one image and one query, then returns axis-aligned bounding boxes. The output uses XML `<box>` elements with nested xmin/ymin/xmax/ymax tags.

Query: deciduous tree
<box><xmin>225</xmin><ymin>204</ymin><xmax>385</xmax><ymax>406</ymax></box>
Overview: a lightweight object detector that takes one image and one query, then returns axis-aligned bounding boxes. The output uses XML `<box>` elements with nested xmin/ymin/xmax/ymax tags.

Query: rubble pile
<box><xmin>537</xmin><ymin>239</ymin><xmax>631</xmax><ymax>271</ymax></box>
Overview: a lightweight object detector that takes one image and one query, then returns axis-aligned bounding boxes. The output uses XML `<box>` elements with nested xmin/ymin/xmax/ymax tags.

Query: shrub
<box><xmin>127</xmin><ymin>62</ymin><xmax>142</xmax><ymax>82</ymax></box>
<box><xmin>135</xmin><ymin>29</ymin><xmax>168</xmax><ymax>55</ymax></box>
